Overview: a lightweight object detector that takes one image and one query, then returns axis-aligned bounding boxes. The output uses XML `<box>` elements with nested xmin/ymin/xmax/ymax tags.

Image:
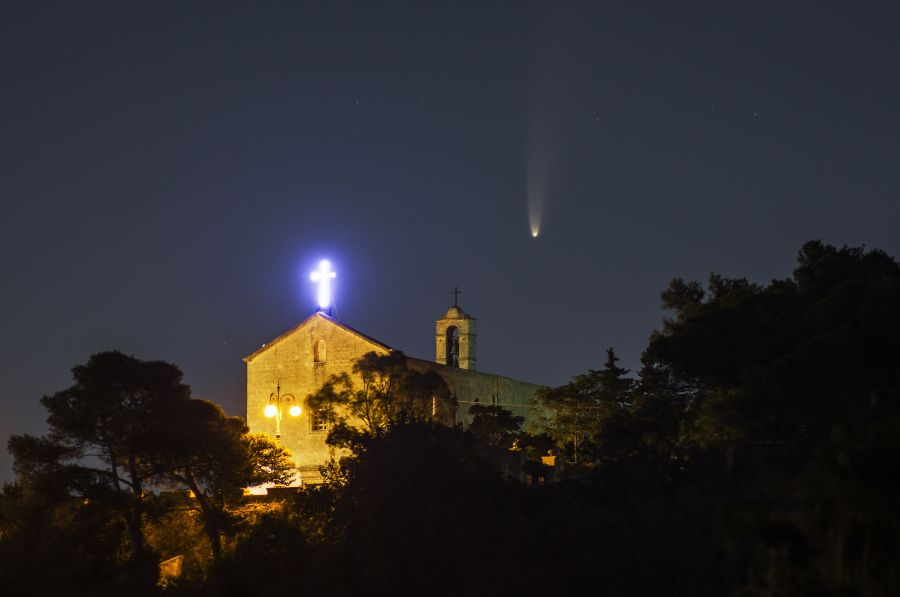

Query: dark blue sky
<box><xmin>3</xmin><ymin>1</ymin><xmax>900</xmax><ymax>482</ymax></box>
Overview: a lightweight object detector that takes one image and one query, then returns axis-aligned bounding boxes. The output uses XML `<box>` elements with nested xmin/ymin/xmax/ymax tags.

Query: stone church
<box><xmin>244</xmin><ymin>302</ymin><xmax>543</xmax><ymax>484</ymax></box>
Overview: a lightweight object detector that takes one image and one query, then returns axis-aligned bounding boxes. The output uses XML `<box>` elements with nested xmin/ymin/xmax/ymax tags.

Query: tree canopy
<box><xmin>643</xmin><ymin>240</ymin><xmax>900</xmax><ymax>594</ymax></box>
<box><xmin>163</xmin><ymin>399</ymin><xmax>294</xmax><ymax>561</ymax></box>
<box><xmin>5</xmin><ymin>351</ymin><xmax>294</xmax><ymax>592</ymax></box>
<box><xmin>4</xmin><ymin>240</ymin><xmax>900</xmax><ymax>596</ymax></box>
<box><xmin>535</xmin><ymin>348</ymin><xmax>634</xmax><ymax>463</ymax></box>
<box><xmin>467</xmin><ymin>402</ymin><xmax>524</xmax><ymax>448</ymax></box>
<box><xmin>306</xmin><ymin>350</ymin><xmax>454</xmax><ymax>448</ymax></box>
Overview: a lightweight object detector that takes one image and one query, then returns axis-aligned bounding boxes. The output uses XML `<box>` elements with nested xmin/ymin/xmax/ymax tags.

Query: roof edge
<box><xmin>405</xmin><ymin>356</ymin><xmax>545</xmax><ymax>389</ymax></box>
<box><xmin>244</xmin><ymin>312</ymin><xmax>392</xmax><ymax>363</ymax></box>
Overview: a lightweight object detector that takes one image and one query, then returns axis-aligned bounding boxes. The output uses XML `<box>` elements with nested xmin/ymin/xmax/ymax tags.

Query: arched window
<box><xmin>445</xmin><ymin>326</ymin><xmax>459</xmax><ymax>367</ymax></box>
<box><xmin>313</xmin><ymin>339</ymin><xmax>326</xmax><ymax>364</ymax></box>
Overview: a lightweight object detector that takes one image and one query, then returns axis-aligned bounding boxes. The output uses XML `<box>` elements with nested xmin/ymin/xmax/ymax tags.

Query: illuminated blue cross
<box><xmin>310</xmin><ymin>259</ymin><xmax>336</xmax><ymax>311</ymax></box>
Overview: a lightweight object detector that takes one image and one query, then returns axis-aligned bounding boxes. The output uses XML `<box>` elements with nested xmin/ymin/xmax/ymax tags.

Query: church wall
<box><xmin>245</xmin><ymin>315</ymin><xmax>388</xmax><ymax>481</ymax></box>
<box><xmin>246</xmin><ymin>313</ymin><xmax>547</xmax><ymax>486</ymax></box>
<box><xmin>406</xmin><ymin>357</ymin><xmax>545</xmax><ymax>431</ymax></box>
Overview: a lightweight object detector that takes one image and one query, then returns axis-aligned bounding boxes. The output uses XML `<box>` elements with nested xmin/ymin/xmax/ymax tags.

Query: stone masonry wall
<box><xmin>245</xmin><ymin>314</ymin><xmax>388</xmax><ymax>481</ymax></box>
<box><xmin>406</xmin><ymin>357</ymin><xmax>545</xmax><ymax>431</ymax></box>
<box><xmin>247</xmin><ymin>314</ymin><xmax>546</xmax><ymax>484</ymax></box>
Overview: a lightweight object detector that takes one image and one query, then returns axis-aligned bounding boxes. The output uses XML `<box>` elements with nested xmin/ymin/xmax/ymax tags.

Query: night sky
<box><xmin>3</xmin><ymin>1</ymin><xmax>900</xmax><ymax>483</ymax></box>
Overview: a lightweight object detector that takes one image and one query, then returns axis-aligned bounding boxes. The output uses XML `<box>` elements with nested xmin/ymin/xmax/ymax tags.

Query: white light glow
<box><xmin>527</xmin><ymin>190</ymin><xmax>543</xmax><ymax>239</ymax></box>
<box><xmin>310</xmin><ymin>259</ymin><xmax>337</xmax><ymax>310</ymax></box>
<box><xmin>289</xmin><ymin>405</ymin><xmax>301</xmax><ymax>417</ymax></box>
<box><xmin>264</xmin><ymin>404</ymin><xmax>277</xmax><ymax>418</ymax></box>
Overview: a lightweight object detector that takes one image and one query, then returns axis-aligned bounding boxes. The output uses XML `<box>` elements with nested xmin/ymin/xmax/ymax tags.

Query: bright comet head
<box><xmin>527</xmin><ymin>192</ymin><xmax>542</xmax><ymax>239</ymax></box>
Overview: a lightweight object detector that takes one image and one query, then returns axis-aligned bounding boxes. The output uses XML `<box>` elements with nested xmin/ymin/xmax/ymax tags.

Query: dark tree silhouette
<box><xmin>8</xmin><ymin>351</ymin><xmax>192</xmax><ymax>586</ymax></box>
<box><xmin>535</xmin><ymin>347</ymin><xmax>634</xmax><ymax>464</ymax></box>
<box><xmin>647</xmin><ymin>240</ymin><xmax>900</xmax><ymax>595</ymax></box>
<box><xmin>163</xmin><ymin>399</ymin><xmax>294</xmax><ymax>561</ymax></box>
<box><xmin>6</xmin><ymin>351</ymin><xmax>297</xmax><ymax>590</ymax></box>
<box><xmin>6</xmin><ymin>241</ymin><xmax>900</xmax><ymax>597</ymax></box>
<box><xmin>467</xmin><ymin>403</ymin><xmax>524</xmax><ymax>448</ymax></box>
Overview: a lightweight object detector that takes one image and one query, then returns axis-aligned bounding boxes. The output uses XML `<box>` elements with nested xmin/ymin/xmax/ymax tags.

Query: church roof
<box><xmin>243</xmin><ymin>312</ymin><xmax>392</xmax><ymax>362</ymax></box>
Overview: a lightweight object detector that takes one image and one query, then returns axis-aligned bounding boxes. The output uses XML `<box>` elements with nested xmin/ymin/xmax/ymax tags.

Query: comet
<box><xmin>527</xmin><ymin>185</ymin><xmax>543</xmax><ymax>238</ymax></box>
<box><xmin>528</xmin><ymin>197</ymin><xmax>542</xmax><ymax>238</ymax></box>
<box><xmin>527</xmin><ymin>7</ymin><xmax>575</xmax><ymax>243</ymax></box>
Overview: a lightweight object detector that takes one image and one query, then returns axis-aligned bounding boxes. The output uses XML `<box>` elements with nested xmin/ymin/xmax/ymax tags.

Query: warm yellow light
<box><xmin>289</xmin><ymin>405</ymin><xmax>301</xmax><ymax>417</ymax></box>
<box><xmin>264</xmin><ymin>404</ymin><xmax>277</xmax><ymax>418</ymax></box>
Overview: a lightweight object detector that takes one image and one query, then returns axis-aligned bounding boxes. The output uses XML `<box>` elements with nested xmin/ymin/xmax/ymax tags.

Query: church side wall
<box><xmin>406</xmin><ymin>358</ymin><xmax>545</xmax><ymax>431</ymax></box>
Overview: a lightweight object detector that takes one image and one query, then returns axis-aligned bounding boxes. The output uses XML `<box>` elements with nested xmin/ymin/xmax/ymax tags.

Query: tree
<box><xmin>8</xmin><ymin>351</ymin><xmax>192</xmax><ymax>585</ymax></box>
<box><xmin>306</xmin><ymin>350</ymin><xmax>453</xmax><ymax>447</ymax></box>
<box><xmin>535</xmin><ymin>348</ymin><xmax>634</xmax><ymax>464</ymax></box>
<box><xmin>646</xmin><ymin>240</ymin><xmax>900</xmax><ymax>595</ymax></box>
<box><xmin>211</xmin><ymin>512</ymin><xmax>316</xmax><ymax>596</ymax></box>
<box><xmin>6</xmin><ymin>351</ymin><xmax>297</xmax><ymax>584</ymax></box>
<box><xmin>163</xmin><ymin>399</ymin><xmax>294</xmax><ymax>561</ymax></box>
<box><xmin>0</xmin><ymin>480</ymin><xmax>131</xmax><ymax>595</ymax></box>
<box><xmin>616</xmin><ymin>353</ymin><xmax>700</xmax><ymax>463</ymax></box>
<box><xmin>319</xmin><ymin>421</ymin><xmax>540</xmax><ymax>596</ymax></box>
<box><xmin>467</xmin><ymin>403</ymin><xmax>523</xmax><ymax>448</ymax></box>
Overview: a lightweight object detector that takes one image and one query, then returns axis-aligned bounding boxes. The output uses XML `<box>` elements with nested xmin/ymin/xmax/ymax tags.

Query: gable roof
<box><xmin>243</xmin><ymin>312</ymin><xmax>392</xmax><ymax>362</ymax></box>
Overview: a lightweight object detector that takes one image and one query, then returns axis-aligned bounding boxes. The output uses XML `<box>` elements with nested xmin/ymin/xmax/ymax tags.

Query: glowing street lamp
<box><xmin>264</xmin><ymin>381</ymin><xmax>300</xmax><ymax>440</ymax></box>
<box><xmin>310</xmin><ymin>259</ymin><xmax>336</xmax><ymax>312</ymax></box>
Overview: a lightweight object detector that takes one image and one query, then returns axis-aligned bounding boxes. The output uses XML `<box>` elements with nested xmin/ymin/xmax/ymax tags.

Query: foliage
<box><xmin>4</xmin><ymin>351</ymin><xmax>296</xmax><ymax>593</ymax></box>
<box><xmin>6</xmin><ymin>240</ymin><xmax>900</xmax><ymax>596</ymax></box>
<box><xmin>306</xmin><ymin>350</ymin><xmax>454</xmax><ymax>446</ymax></box>
<box><xmin>535</xmin><ymin>348</ymin><xmax>634</xmax><ymax>463</ymax></box>
<box><xmin>7</xmin><ymin>351</ymin><xmax>191</xmax><ymax>586</ymax></box>
<box><xmin>0</xmin><ymin>481</ymin><xmax>131</xmax><ymax>595</ymax></box>
<box><xmin>307</xmin><ymin>421</ymin><xmax>549</xmax><ymax>596</ymax></box>
<box><xmin>467</xmin><ymin>402</ymin><xmax>524</xmax><ymax>448</ymax></box>
<box><xmin>209</xmin><ymin>419</ymin><xmax>734</xmax><ymax>596</ymax></box>
<box><xmin>209</xmin><ymin>512</ymin><xmax>317</xmax><ymax>597</ymax></box>
<box><xmin>645</xmin><ymin>240</ymin><xmax>900</xmax><ymax>595</ymax></box>
<box><xmin>526</xmin><ymin>240</ymin><xmax>900</xmax><ymax>594</ymax></box>
<box><xmin>163</xmin><ymin>399</ymin><xmax>294</xmax><ymax>560</ymax></box>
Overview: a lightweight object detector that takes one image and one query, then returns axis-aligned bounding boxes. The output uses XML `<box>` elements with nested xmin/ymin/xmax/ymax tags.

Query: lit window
<box><xmin>311</xmin><ymin>409</ymin><xmax>328</xmax><ymax>432</ymax></box>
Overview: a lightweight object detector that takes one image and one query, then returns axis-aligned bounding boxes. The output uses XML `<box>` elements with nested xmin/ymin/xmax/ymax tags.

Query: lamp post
<box><xmin>264</xmin><ymin>381</ymin><xmax>301</xmax><ymax>440</ymax></box>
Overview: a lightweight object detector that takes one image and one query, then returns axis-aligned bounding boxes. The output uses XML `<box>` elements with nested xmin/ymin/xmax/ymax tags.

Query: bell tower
<box><xmin>435</xmin><ymin>288</ymin><xmax>477</xmax><ymax>370</ymax></box>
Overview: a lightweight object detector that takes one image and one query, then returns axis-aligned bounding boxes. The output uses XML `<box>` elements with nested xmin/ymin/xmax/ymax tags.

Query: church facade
<box><xmin>245</xmin><ymin>303</ymin><xmax>543</xmax><ymax>484</ymax></box>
